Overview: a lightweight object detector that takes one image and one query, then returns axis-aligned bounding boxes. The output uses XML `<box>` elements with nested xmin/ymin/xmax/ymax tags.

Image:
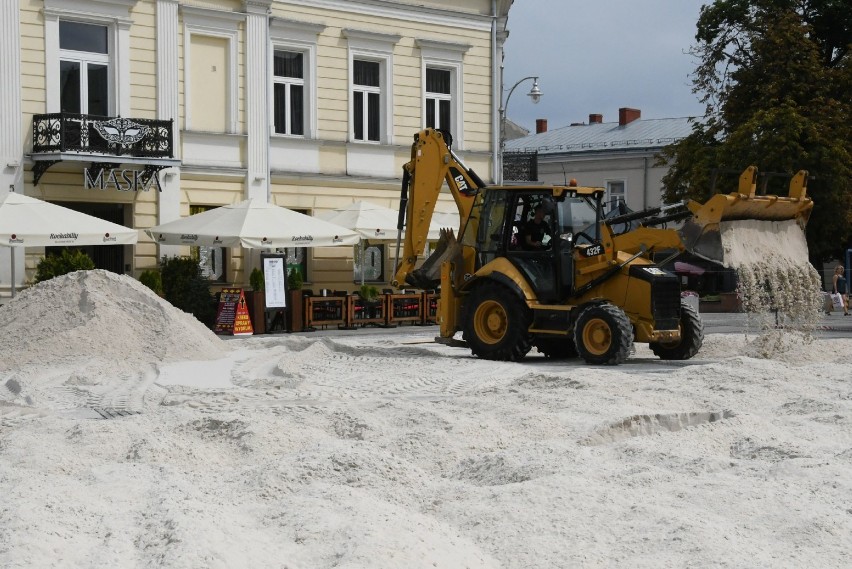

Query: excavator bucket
<box><xmin>406</xmin><ymin>228</ymin><xmax>463</xmax><ymax>289</ymax></box>
<box><xmin>679</xmin><ymin>167</ymin><xmax>813</xmax><ymax>265</ymax></box>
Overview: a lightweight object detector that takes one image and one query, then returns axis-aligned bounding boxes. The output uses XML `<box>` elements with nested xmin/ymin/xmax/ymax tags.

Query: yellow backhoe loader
<box><xmin>392</xmin><ymin>129</ymin><xmax>813</xmax><ymax>365</ymax></box>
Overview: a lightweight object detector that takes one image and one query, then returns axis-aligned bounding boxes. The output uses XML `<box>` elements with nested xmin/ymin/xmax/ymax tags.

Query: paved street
<box><xmin>250</xmin><ymin>310</ymin><xmax>852</xmax><ymax>341</ymax></box>
<box><xmin>700</xmin><ymin>311</ymin><xmax>852</xmax><ymax>338</ymax></box>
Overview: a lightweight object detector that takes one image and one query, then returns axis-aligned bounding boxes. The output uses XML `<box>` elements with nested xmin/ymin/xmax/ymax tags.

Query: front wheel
<box><xmin>650</xmin><ymin>301</ymin><xmax>704</xmax><ymax>360</ymax></box>
<box><xmin>462</xmin><ymin>282</ymin><xmax>533</xmax><ymax>361</ymax></box>
<box><xmin>573</xmin><ymin>304</ymin><xmax>634</xmax><ymax>365</ymax></box>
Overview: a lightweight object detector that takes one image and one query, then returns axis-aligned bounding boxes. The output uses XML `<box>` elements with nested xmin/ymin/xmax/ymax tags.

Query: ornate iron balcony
<box><xmin>30</xmin><ymin>113</ymin><xmax>177</xmax><ymax>186</ymax></box>
<box><xmin>32</xmin><ymin>113</ymin><xmax>174</xmax><ymax>157</ymax></box>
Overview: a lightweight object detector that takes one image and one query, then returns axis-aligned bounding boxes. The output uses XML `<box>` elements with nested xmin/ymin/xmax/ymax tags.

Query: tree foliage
<box><xmin>659</xmin><ymin>0</ymin><xmax>852</xmax><ymax>263</ymax></box>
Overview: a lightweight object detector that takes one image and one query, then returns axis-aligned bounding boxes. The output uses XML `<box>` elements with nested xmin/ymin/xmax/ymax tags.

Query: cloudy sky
<box><xmin>502</xmin><ymin>0</ymin><xmax>709</xmax><ymax>131</ymax></box>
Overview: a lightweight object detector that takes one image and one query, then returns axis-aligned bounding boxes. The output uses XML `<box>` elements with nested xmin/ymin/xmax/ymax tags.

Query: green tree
<box><xmin>659</xmin><ymin>0</ymin><xmax>852</xmax><ymax>263</ymax></box>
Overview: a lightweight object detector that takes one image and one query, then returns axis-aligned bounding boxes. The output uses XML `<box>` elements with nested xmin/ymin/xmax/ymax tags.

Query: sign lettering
<box><xmin>84</xmin><ymin>168</ymin><xmax>164</xmax><ymax>192</ymax></box>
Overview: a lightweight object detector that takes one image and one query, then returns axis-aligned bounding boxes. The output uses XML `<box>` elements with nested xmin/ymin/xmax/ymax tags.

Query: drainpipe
<box><xmin>491</xmin><ymin>0</ymin><xmax>500</xmax><ymax>184</ymax></box>
<box><xmin>643</xmin><ymin>156</ymin><xmax>649</xmax><ymax>209</ymax></box>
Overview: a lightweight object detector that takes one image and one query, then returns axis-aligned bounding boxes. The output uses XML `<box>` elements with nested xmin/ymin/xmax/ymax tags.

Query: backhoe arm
<box><xmin>393</xmin><ymin>129</ymin><xmax>484</xmax><ymax>288</ymax></box>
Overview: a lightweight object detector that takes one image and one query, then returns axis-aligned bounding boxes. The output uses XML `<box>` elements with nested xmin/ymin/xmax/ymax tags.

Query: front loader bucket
<box><xmin>679</xmin><ymin>168</ymin><xmax>813</xmax><ymax>265</ymax></box>
<box><xmin>406</xmin><ymin>228</ymin><xmax>463</xmax><ymax>289</ymax></box>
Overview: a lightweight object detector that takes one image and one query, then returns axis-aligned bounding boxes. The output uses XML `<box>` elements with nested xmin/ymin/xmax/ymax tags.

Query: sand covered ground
<box><xmin>1</xmin><ymin>271</ymin><xmax>851</xmax><ymax>568</ymax></box>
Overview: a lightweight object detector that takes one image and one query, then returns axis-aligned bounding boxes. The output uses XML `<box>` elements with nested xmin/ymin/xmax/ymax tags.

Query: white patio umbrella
<box><xmin>321</xmin><ymin>201</ymin><xmax>408</xmax><ymax>287</ymax></box>
<box><xmin>0</xmin><ymin>192</ymin><xmax>139</xmax><ymax>297</ymax></box>
<box><xmin>320</xmin><ymin>200</ymin><xmax>402</xmax><ymax>241</ymax></box>
<box><xmin>146</xmin><ymin>198</ymin><xmax>360</xmax><ymax>249</ymax></box>
<box><xmin>322</xmin><ymin>201</ymin><xmax>458</xmax><ymax>286</ymax></box>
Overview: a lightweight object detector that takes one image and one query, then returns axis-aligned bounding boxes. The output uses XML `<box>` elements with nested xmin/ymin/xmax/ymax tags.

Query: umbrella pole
<box><xmin>360</xmin><ymin>240</ymin><xmax>365</xmax><ymax>287</ymax></box>
<box><xmin>10</xmin><ymin>247</ymin><xmax>16</xmax><ymax>298</ymax></box>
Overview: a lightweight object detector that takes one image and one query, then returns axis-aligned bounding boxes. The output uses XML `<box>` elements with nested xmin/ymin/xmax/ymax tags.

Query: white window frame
<box><xmin>269</xmin><ymin>19</ymin><xmax>323</xmax><ymax>140</ymax></box>
<box><xmin>416</xmin><ymin>39</ymin><xmax>470</xmax><ymax>149</ymax></box>
<box><xmin>58</xmin><ymin>22</ymin><xmax>111</xmax><ymax>115</ymax></box>
<box><xmin>424</xmin><ymin>67</ymin><xmax>452</xmax><ymax>131</ymax></box>
<box><xmin>343</xmin><ymin>29</ymin><xmax>400</xmax><ymax>145</ymax></box>
<box><xmin>606</xmin><ymin>179</ymin><xmax>627</xmax><ymax>208</ymax></box>
<box><xmin>352</xmin><ymin>58</ymin><xmax>384</xmax><ymax>143</ymax></box>
<box><xmin>43</xmin><ymin>0</ymin><xmax>134</xmax><ymax>116</ymax></box>
<box><xmin>180</xmin><ymin>6</ymin><xmax>242</xmax><ymax>134</ymax></box>
<box><xmin>272</xmin><ymin>50</ymin><xmax>305</xmax><ymax>136</ymax></box>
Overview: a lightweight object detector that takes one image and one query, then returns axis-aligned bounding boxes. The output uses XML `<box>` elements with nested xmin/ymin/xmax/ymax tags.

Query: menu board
<box><xmin>263</xmin><ymin>255</ymin><xmax>287</xmax><ymax>308</ymax></box>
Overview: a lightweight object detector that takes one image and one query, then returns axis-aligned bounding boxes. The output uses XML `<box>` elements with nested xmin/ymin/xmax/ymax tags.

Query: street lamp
<box><xmin>499</xmin><ymin>76</ymin><xmax>542</xmax><ymax>184</ymax></box>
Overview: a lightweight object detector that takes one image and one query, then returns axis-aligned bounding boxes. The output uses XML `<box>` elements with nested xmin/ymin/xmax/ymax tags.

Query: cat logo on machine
<box><xmin>582</xmin><ymin>244</ymin><xmax>604</xmax><ymax>257</ymax></box>
<box><xmin>450</xmin><ymin>167</ymin><xmax>476</xmax><ymax>196</ymax></box>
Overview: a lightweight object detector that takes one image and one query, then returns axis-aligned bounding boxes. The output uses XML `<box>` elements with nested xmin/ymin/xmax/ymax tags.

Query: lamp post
<box><xmin>498</xmin><ymin>76</ymin><xmax>542</xmax><ymax>184</ymax></box>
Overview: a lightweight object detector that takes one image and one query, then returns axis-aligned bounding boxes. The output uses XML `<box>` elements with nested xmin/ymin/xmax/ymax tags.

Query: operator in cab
<box><xmin>521</xmin><ymin>205</ymin><xmax>552</xmax><ymax>250</ymax></box>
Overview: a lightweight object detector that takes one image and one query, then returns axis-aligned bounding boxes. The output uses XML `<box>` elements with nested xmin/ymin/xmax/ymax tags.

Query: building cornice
<box><xmin>279</xmin><ymin>0</ymin><xmax>493</xmax><ymax>32</ymax></box>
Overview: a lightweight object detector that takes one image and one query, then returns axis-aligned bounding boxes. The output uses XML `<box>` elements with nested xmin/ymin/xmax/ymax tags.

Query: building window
<box><xmin>606</xmin><ymin>180</ymin><xmax>626</xmax><ymax>210</ymax></box>
<box><xmin>273</xmin><ymin>50</ymin><xmax>304</xmax><ymax>136</ymax></box>
<box><xmin>190</xmin><ymin>205</ymin><xmax>226</xmax><ymax>282</ymax></box>
<box><xmin>416</xmin><ymin>39</ymin><xmax>470</xmax><ymax>148</ymax></box>
<box><xmin>425</xmin><ymin>68</ymin><xmax>451</xmax><ymax>131</ymax></box>
<box><xmin>353</xmin><ymin>59</ymin><xmax>381</xmax><ymax>142</ymax></box>
<box><xmin>343</xmin><ymin>29</ymin><xmax>399</xmax><ymax>145</ymax></box>
<box><xmin>59</xmin><ymin>21</ymin><xmax>110</xmax><ymax>115</ymax></box>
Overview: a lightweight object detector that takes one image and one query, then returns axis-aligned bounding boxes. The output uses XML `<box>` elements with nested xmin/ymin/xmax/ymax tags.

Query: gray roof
<box><xmin>504</xmin><ymin>116</ymin><xmax>697</xmax><ymax>155</ymax></box>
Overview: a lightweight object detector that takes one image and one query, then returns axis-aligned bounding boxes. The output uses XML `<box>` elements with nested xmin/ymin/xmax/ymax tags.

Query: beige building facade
<box><xmin>1</xmin><ymin>0</ymin><xmax>513</xmax><ymax>298</ymax></box>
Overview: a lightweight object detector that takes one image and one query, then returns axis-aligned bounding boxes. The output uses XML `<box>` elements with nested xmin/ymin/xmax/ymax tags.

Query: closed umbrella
<box><xmin>0</xmin><ymin>192</ymin><xmax>139</xmax><ymax>297</ymax></box>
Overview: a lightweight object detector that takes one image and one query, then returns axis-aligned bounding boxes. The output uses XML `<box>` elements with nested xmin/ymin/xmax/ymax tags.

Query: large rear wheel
<box><xmin>462</xmin><ymin>282</ymin><xmax>532</xmax><ymax>361</ymax></box>
<box><xmin>649</xmin><ymin>301</ymin><xmax>704</xmax><ymax>360</ymax></box>
<box><xmin>573</xmin><ymin>304</ymin><xmax>633</xmax><ymax>365</ymax></box>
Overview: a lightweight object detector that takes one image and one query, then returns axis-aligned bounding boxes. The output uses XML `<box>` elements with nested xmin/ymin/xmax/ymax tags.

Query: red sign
<box><xmin>233</xmin><ymin>291</ymin><xmax>254</xmax><ymax>336</ymax></box>
<box><xmin>215</xmin><ymin>288</ymin><xmax>253</xmax><ymax>336</ymax></box>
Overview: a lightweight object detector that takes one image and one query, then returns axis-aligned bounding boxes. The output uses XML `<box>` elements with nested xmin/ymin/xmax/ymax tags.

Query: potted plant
<box><xmin>287</xmin><ymin>268</ymin><xmax>304</xmax><ymax>332</ymax></box>
<box><xmin>247</xmin><ymin>267</ymin><xmax>266</xmax><ymax>334</ymax></box>
<box><xmin>359</xmin><ymin>284</ymin><xmax>380</xmax><ymax>303</ymax></box>
<box><xmin>357</xmin><ymin>284</ymin><xmax>383</xmax><ymax>321</ymax></box>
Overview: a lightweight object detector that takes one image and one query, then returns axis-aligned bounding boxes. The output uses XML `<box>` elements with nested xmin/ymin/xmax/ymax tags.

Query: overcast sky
<box><xmin>502</xmin><ymin>0</ymin><xmax>708</xmax><ymax>131</ymax></box>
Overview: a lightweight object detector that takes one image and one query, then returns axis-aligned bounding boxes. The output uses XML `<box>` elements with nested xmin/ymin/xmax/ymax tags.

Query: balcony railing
<box><xmin>32</xmin><ymin>113</ymin><xmax>174</xmax><ymax>158</ymax></box>
<box><xmin>503</xmin><ymin>151</ymin><xmax>538</xmax><ymax>182</ymax></box>
<box><xmin>30</xmin><ymin>112</ymin><xmax>176</xmax><ymax>185</ymax></box>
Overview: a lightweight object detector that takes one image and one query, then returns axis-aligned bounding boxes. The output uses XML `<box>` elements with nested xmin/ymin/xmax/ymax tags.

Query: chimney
<box><xmin>535</xmin><ymin>119</ymin><xmax>548</xmax><ymax>134</ymax></box>
<box><xmin>618</xmin><ymin>107</ymin><xmax>641</xmax><ymax>126</ymax></box>
<box><xmin>589</xmin><ymin>113</ymin><xmax>603</xmax><ymax>124</ymax></box>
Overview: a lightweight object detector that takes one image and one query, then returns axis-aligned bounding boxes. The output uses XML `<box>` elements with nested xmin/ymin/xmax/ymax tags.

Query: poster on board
<box><xmin>262</xmin><ymin>254</ymin><xmax>287</xmax><ymax>309</ymax></box>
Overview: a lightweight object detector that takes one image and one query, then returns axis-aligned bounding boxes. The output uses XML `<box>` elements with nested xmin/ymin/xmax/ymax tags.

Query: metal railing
<box><xmin>32</xmin><ymin>113</ymin><xmax>174</xmax><ymax>158</ymax></box>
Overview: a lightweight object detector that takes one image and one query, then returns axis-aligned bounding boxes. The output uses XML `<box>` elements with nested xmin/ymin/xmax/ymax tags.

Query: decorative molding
<box><xmin>0</xmin><ymin>0</ymin><xmax>22</xmax><ymax>168</ymax></box>
<box><xmin>281</xmin><ymin>0</ymin><xmax>492</xmax><ymax>32</ymax></box>
<box><xmin>179</xmin><ymin>5</ymin><xmax>246</xmax><ymax>28</ymax></box>
<box><xmin>269</xmin><ymin>18</ymin><xmax>325</xmax><ymax>41</ymax></box>
<box><xmin>342</xmin><ymin>28</ymin><xmax>401</xmax><ymax>48</ymax></box>
<box><xmin>43</xmin><ymin>0</ymin><xmax>137</xmax><ymax>24</ymax></box>
<box><xmin>415</xmin><ymin>38</ymin><xmax>471</xmax><ymax>60</ymax></box>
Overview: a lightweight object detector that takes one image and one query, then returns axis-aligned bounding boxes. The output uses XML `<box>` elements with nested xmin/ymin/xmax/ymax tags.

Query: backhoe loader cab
<box><xmin>393</xmin><ymin>128</ymin><xmax>812</xmax><ymax>365</ymax></box>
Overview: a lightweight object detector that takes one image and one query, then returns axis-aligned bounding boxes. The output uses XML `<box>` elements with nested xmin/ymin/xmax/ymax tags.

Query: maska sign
<box><xmin>84</xmin><ymin>168</ymin><xmax>164</xmax><ymax>193</ymax></box>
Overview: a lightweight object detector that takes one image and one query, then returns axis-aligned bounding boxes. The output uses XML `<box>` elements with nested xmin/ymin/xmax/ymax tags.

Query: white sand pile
<box><xmin>720</xmin><ymin>219</ymin><xmax>823</xmax><ymax>352</ymax></box>
<box><xmin>0</xmin><ymin>270</ymin><xmax>226</xmax><ymax>410</ymax></box>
